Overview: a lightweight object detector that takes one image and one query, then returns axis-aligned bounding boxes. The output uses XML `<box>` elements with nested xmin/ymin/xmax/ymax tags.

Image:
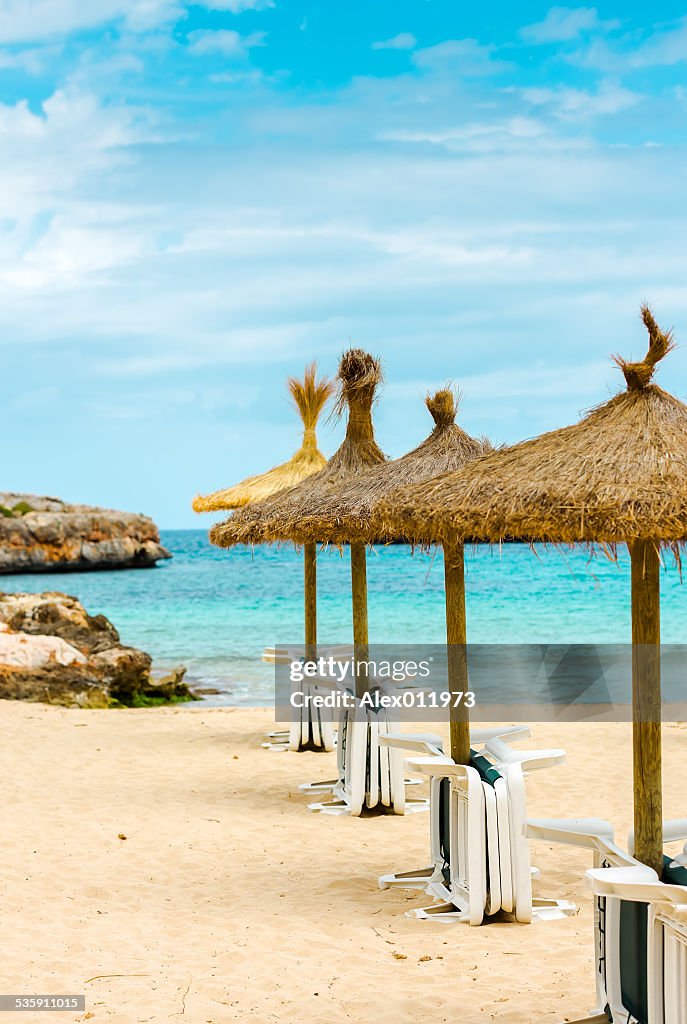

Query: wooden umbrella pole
<box><xmin>350</xmin><ymin>542</ymin><xmax>369</xmax><ymax>700</ymax></box>
<box><xmin>630</xmin><ymin>539</ymin><xmax>663</xmax><ymax>875</ymax></box>
<box><xmin>304</xmin><ymin>541</ymin><xmax>317</xmax><ymax>664</ymax></box>
<box><xmin>444</xmin><ymin>539</ymin><xmax>470</xmax><ymax>765</ymax></box>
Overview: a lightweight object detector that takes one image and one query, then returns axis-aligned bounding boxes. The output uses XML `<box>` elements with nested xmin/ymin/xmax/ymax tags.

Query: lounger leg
<box><xmin>530</xmin><ymin>897</ymin><xmax>578</xmax><ymax>921</ymax></box>
<box><xmin>298</xmin><ymin>779</ymin><xmax>341</xmax><ymax>793</ymax></box>
<box><xmin>306</xmin><ymin>798</ymin><xmax>352</xmax><ymax>815</ymax></box>
<box><xmin>407</xmin><ymin>899</ymin><xmax>471</xmax><ymax>923</ymax></box>
<box><xmin>557</xmin><ymin>1015</ymin><xmax>610</xmax><ymax>1024</ymax></box>
<box><xmin>378</xmin><ymin>866</ymin><xmax>435</xmax><ymax>889</ymax></box>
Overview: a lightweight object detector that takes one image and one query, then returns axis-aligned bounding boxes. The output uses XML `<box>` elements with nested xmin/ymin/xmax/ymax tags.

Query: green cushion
<box><xmin>438</xmin><ymin>777</ymin><xmax>451</xmax><ymax>882</ymax></box>
<box><xmin>662</xmin><ymin>855</ymin><xmax>687</xmax><ymax>886</ymax></box>
<box><xmin>470</xmin><ymin>749</ymin><xmax>501</xmax><ymax>788</ymax></box>
<box><xmin>619</xmin><ymin>899</ymin><xmax>648</xmax><ymax>1024</ymax></box>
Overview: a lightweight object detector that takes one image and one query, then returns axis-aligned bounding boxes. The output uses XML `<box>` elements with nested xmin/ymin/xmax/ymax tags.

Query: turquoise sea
<box><xmin>2</xmin><ymin>530</ymin><xmax>686</xmax><ymax>705</ymax></box>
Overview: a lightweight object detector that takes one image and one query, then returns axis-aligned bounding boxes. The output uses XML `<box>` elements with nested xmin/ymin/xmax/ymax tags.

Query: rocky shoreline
<box><xmin>0</xmin><ymin>493</ymin><xmax>171</xmax><ymax>574</ymax></box>
<box><xmin>0</xmin><ymin>592</ymin><xmax>194</xmax><ymax>708</ymax></box>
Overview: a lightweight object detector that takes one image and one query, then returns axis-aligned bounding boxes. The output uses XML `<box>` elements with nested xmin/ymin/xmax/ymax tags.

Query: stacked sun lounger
<box><xmin>527</xmin><ymin>818</ymin><xmax>687</xmax><ymax>1023</ymax></box>
<box><xmin>261</xmin><ymin>644</ymin><xmax>353</xmax><ymax>752</ymax></box>
<box><xmin>302</xmin><ymin>700</ymin><xmax>437</xmax><ymax>815</ymax></box>
<box><xmin>379</xmin><ymin>730</ymin><xmax>577</xmax><ymax>925</ymax></box>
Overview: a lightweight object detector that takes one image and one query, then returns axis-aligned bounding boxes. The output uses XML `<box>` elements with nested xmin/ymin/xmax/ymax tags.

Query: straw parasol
<box><xmin>260</xmin><ymin>387</ymin><xmax>491</xmax><ymax>545</ymax></box>
<box><xmin>377</xmin><ymin>305</ymin><xmax>685</xmax><ymax>873</ymax></box>
<box><xmin>211</xmin><ymin>349</ymin><xmax>386</xmax><ymax>682</ymax></box>
<box><xmin>192</xmin><ymin>362</ymin><xmax>333</xmax><ymax>513</ymax></box>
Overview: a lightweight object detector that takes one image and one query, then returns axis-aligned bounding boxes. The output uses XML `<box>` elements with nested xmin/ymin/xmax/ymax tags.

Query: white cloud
<box><xmin>412</xmin><ymin>38</ymin><xmax>508</xmax><ymax>75</ymax></box>
<box><xmin>520</xmin><ymin>7</ymin><xmax>620</xmax><ymax>44</ymax></box>
<box><xmin>187</xmin><ymin>28</ymin><xmax>266</xmax><ymax>56</ymax></box>
<box><xmin>381</xmin><ymin>117</ymin><xmax>553</xmax><ymax>154</ymax></box>
<box><xmin>520</xmin><ymin>80</ymin><xmax>640</xmax><ymax>118</ymax></box>
<box><xmin>0</xmin><ymin>88</ymin><xmax>152</xmax><ymax>171</ymax></box>
<box><xmin>1</xmin><ymin>218</ymin><xmax>152</xmax><ymax>289</ymax></box>
<box><xmin>200</xmin><ymin>0</ymin><xmax>274</xmax><ymax>10</ymax></box>
<box><xmin>0</xmin><ymin>87</ymin><xmax>161</xmax><ymax>295</ymax></box>
<box><xmin>372</xmin><ymin>32</ymin><xmax>417</xmax><ymax>51</ymax></box>
<box><xmin>626</xmin><ymin>19</ymin><xmax>687</xmax><ymax>68</ymax></box>
<box><xmin>0</xmin><ymin>0</ymin><xmax>183</xmax><ymax>42</ymax></box>
<box><xmin>0</xmin><ymin>44</ymin><xmax>60</xmax><ymax>73</ymax></box>
<box><xmin>123</xmin><ymin>0</ymin><xmax>184</xmax><ymax>30</ymax></box>
<box><xmin>570</xmin><ymin>18</ymin><xmax>687</xmax><ymax>72</ymax></box>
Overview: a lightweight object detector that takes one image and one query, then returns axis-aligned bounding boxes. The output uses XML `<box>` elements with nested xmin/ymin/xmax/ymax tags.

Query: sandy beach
<box><xmin>2</xmin><ymin>702</ymin><xmax>686</xmax><ymax>1024</ymax></box>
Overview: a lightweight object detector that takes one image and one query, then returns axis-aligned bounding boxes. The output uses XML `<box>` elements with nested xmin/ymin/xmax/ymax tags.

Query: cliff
<box><xmin>0</xmin><ymin>493</ymin><xmax>171</xmax><ymax>574</ymax></box>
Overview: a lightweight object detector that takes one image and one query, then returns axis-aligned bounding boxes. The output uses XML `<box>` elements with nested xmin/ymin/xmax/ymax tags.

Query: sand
<box><xmin>1</xmin><ymin>701</ymin><xmax>686</xmax><ymax>1024</ymax></box>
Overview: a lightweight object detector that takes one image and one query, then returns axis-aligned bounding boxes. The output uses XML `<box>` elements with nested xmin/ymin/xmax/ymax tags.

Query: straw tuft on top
<box><xmin>425</xmin><ymin>387</ymin><xmax>458</xmax><ymax>428</ymax></box>
<box><xmin>192</xmin><ymin>363</ymin><xmax>334</xmax><ymax>513</ymax></box>
<box><xmin>334</xmin><ymin>348</ymin><xmax>384</xmax><ymax>418</ymax></box>
<box><xmin>377</xmin><ymin>306</ymin><xmax>687</xmax><ymax>547</ymax></box>
<box><xmin>288</xmin><ymin>361</ymin><xmax>334</xmax><ymax>446</ymax></box>
<box><xmin>210</xmin><ymin>349</ymin><xmax>387</xmax><ymax>547</ymax></box>
<box><xmin>613</xmin><ymin>304</ymin><xmax>675</xmax><ymax>391</ymax></box>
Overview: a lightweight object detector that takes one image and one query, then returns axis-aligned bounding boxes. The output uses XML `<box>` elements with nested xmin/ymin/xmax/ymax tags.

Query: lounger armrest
<box><xmin>627</xmin><ymin>819</ymin><xmax>687</xmax><ymax>857</ymax></box>
<box><xmin>526</xmin><ymin>817</ymin><xmax>616</xmax><ymax>850</ymax></box>
<box><xmin>518</xmin><ymin>751</ymin><xmax>566</xmax><ymax>772</ymax></box>
<box><xmin>379</xmin><ymin>733</ymin><xmax>444</xmax><ymax>757</ymax></box>
<box><xmin>663</xmin><ymin>819</ymin><xmax>687</xmax><ymax>845</ymax></box>
<box><xmin>586</xmin><ymin>866</ymin><xmax>687</xmax><ymax>906</ymax></box>
<box><xmin>404</xmin><ymin>754</ymin><xmax>456</xmax><ymax>777</ymax></box>
<box><xmin>405</xmin><ymin>758</ymin><xmax>467</xmax><ymax>780</ymax></box>
<box><xmin>485</xmin><ymin>737</ymin><xmax>566</xmax><ymax>771</ymax></box>
<box><xmin>470</xmin><ymin>725</ymin><xmax>531</xmax><ymax>746</ymax></box>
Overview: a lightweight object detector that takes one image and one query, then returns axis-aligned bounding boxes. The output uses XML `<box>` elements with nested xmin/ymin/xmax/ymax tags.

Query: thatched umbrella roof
<box><xmin>210</xmin><ymin>349</ymin><xmax>387</xmax><ymax>548</ymax></box>
<box><xmin>278</xmin><ymin>388</ymin><xmax>490</xmax><ymax>545</ymax></box>
<box><xmin>378</xmin><ymin>306</ymin><xmax>687</xmax><ymax>548</ymax></box>
<box><xmin>192</xmin><ymin>363</ymin><xmax>334</xmax><ymax>513</ymax></box>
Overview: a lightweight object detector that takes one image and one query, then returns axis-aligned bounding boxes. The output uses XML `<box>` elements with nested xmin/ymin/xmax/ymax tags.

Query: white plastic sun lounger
<box><xmin>306</xmin><ymin>701</ymin><xmax>433</xmax><ymax>816</ymax></box>
<box><xmin>262</xmin><ymin>695</ymin><xmax>336</xmax><ymax>753</ymax></box>
<box><xmin>261</xmin><ymin>644</ymin><xmax>351</xmax><ymax>751</ymax></box>
<box><xmin>526</xmin><ymin>818</ymin><xmax>687</xmax><ymax>1022</ymax></box>
<box><xmin>297</xmin><ymin>691</ymin><xmax>352</xmax><ymax>796</ymax></box>
<box><xmin>647</xmin><ymin>890</ymin><xmax>687</xmax><ymax>1024</ymax></box>
<box><xmin>494</xmin><ymin>760</ymin><xmax>575</xmax><ymax>924</ymax></box>
<box><xmin>378</xmin><ymin>726</ymin><xmax>530</xmax><ymax>894</ymax></box>
<box><xmin>404</xmin><ymin>760</ymin><xmax>489</xmax><ymax>925</ymax></box>
<box><xmin>587</xmin><ymin>863</ymin><xmax>687</xmax><ymax>1024</ymax></box>
<box><xmin>483</xmin><ymin>738</ymin><xmax>575</xmax><ymax>924</ymax></box>
<box><xmin>290</xmin><ymin>679</ymin><xmax>337</xmax><ymax>753</ymax></box>
<box><xmin>409</xmin><ymin>753</ymin><xmax>573</xmax><ymax>925</ymax></box>
<box><xmin>380</xmin><ymin>729</ymin><xmax>574</xmax><ymax>925</ymax></box>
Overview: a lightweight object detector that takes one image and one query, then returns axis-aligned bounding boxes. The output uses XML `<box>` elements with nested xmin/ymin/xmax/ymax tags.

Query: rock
<box><xmin>0</xmin><ymin>493</ymin><xmax>171</xmax><ymax>574</ymax></box>
<box><xmin>0</xmin><ymin>625</ymin><xmax>87</xmax><ymax>668</ymax></box>
<box><xmin>0</xmin><ymin>592</ymin><xmax>194</xmax><ymax>708</ymax></box>
<box><xmin>148</xmin><ymin>667</ymin><xmax>192</xmax><ymax>703</ymax></box>
<box><xmin>0</xmin><ymin>591</ymin><xmax>121</xmax><ymax>654</ymax></box>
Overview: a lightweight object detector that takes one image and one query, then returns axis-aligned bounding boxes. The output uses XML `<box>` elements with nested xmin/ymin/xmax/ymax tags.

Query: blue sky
<box><xmin>2</xmin><ymin>1</ymin><xmax>687</xmax><ymax>527</ymax></box>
